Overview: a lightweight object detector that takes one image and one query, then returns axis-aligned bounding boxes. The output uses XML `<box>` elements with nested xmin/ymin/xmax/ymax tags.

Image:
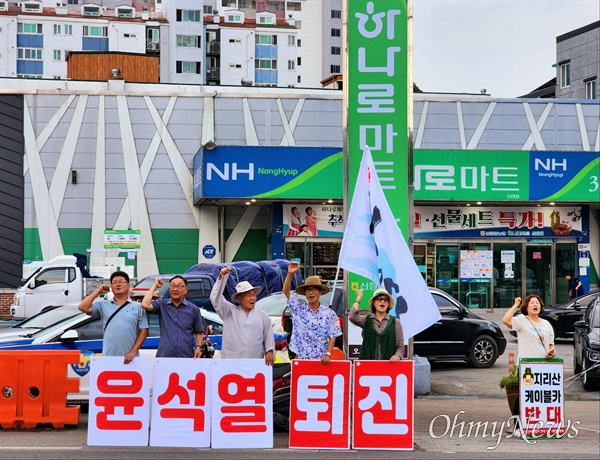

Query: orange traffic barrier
<box><xmin>0</xmin><ymin>351</ymin><xmax>81</xmax><ymax>429</ymax></box>
<box><xmin>330</xmin><ymin>347</ymin><xmax>345</xmax><ymax>360</ymax></box>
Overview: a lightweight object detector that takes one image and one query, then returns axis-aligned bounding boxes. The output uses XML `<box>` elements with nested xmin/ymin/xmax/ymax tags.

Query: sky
<box><xmin>412</xmin><ymin>0</ymin><xmax>600</xmax><ymax>98</ymax></box>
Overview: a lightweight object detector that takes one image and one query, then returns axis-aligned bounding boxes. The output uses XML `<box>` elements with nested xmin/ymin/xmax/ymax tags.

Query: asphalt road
<box><xmin>1</xmin><ymin>308</ymin><xmax>598</xmax><ymax>459</ymax></box>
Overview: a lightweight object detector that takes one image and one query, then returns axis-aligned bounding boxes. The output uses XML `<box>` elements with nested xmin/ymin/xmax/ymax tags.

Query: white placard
<box><xmin>211</xmin><ymin>359</ymin><xmax>273</xmax><ymax>449</ymax></box>
<box><xmin>150</xmin><ymin>358</ymin><xmax>212</xmax><ymax>447</ymax></box>
<box><xmin>501</xmin><ymin>250</ymin><xmax>515</xmax><ymax>264</ymax></box>
<box><xmin>87</xmin><ymin>357</ymin><xmax>151</xmax><ymax>446</ymax></box>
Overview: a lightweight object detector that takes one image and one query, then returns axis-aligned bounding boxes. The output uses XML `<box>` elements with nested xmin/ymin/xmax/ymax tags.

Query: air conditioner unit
<box><xmin>147</xmin><ymin>42</ymin><xmax>158</xmax><ymax>51</ymax></box>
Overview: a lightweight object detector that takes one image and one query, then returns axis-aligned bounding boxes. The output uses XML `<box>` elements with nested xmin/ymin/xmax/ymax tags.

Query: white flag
<box><xmin>339</xmin><ymin>147</ymin><xmax>441</xmax><ymax>339</ymax></box>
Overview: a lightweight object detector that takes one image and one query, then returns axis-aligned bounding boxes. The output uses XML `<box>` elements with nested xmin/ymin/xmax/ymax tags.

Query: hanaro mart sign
<box><xmin>104</xmin><ymin>230</ymin><xmax>141</xmax><ymax>249</ymax></box>
<box><xmin>346</xmin><ymin>1</ymin><xmax>410</xmax><ymax>295</ymax></box>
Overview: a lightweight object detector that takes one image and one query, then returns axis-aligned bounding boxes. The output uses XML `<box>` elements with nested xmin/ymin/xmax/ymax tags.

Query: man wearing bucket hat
<box><xmin>349</xmin><ymin>288</ymin><xmax>405</xmax><ymax>361</ymax></box>
<box><xmin>283</xmin><ymin>261</ymin><xmax>342</xmax><ymax>364</ymax></box>
<box><xmin>210</xmin><ymin>266</ymin><xmax>275</xmax><ymax>365</ymax></box>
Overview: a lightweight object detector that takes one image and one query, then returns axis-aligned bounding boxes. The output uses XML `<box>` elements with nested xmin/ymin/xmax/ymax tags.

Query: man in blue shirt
<box><xmin>141</xmin><ymin>275</ymin><xmax>205</xmax><ymax>358</ymax></box>
<box><xmin>79</xmin><ymin>270</ymin><xmax>149</xmax><ymax>364</ymax></box>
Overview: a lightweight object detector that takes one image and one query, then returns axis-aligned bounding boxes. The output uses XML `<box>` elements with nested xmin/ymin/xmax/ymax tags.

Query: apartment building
<box><xmin>0</xmin><ymin>0</ymin><xmax>161</xmax><ymax>80</ymax></box>
<box><xmin>556</xmin><ymin>20</ymin><xmax>599</xmax><ymax>99</ymax></box>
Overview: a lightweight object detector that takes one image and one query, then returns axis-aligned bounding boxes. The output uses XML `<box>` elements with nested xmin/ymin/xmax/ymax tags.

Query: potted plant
<box><xmin>499</xmin><ymin>364</ymin><xmax>519</xmax><ymax>415</ymax></box>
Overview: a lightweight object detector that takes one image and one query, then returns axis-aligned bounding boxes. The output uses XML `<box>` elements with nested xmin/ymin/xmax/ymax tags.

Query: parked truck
<box><xmin>10</xmin><ymin>255</ymin><xmax>108</xmax><ymax>319</ymax></box>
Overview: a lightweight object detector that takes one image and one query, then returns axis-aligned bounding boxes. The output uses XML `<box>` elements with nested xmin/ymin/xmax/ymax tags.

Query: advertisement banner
<box><xmin>103</xmin><ymin>230</ymin><xmax>141</xmax><ymax>249</ymax></box>
<box><xmin>346</xmin><ymin>0</ymin><xmax>410</xmax><ymax>319</ymax></box>
<box><xmin>282</xmin><ymin>203</ymin><xmax>345</xmax><ymax>237</ymax></box>
<box><xmin>519</xmin><ymin>359</ymin><xmax>565</xmax><ymax>438</ymax></box>
<box><xmin>87</xmin><ymin>356</ymin><xmax>151</xmax><ymax>446</ymax></box>
<box><xmin>289</xmin><ymin>360</ymin><xmax>351</xmax><ymax>449</ymax></box>
<box><xmin>199</xmin><ymin>146</ymin><xmax>343</xmax><ymax>199</ymax></box>
<box><xmin>414</xmin><ymin>150</ymin><xmax>600</xmax><ymax>202</ymax></box>
<box><xmin>149</xmin><ymin>358</ymin><xmax>212</xmax><ymax>447</ymax></box>
<box><xmin>414</xmin><ymin>206</ymin><xmax>583</xmax><ymax>238</ymax></box>
<box><xmin>210</xmin><ymin>359</ymin><xmax>273</xmax><ymax>449</ymax></box>
<box><xmin>352</xmin><ymin>360</ymin><xmax>414</xmax><ymax>450</ymax></box>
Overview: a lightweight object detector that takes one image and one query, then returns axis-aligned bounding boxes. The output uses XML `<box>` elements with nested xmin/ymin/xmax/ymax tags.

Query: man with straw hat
<box><xmin>349</xmin><ymin>288</ymin><xmax>404</xmax><ymax>361</ymax></box>
<box><xmin>283</xmin><ymin>261</ymin><xmax>342</xmax><ymax>364</ymax></box>
<box><xmin>210</xmin><ymin>266</ymin><xmax>275</xmax><ymax>365</ymax></box>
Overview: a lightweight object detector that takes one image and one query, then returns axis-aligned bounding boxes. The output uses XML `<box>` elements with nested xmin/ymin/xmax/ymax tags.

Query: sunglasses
<box><xmin>374</xmin><ymin>295</ymin><xmax>389</xmax><ymax>302</ymax></box>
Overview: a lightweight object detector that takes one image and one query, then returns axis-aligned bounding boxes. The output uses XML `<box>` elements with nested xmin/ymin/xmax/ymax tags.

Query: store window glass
<box><xmin>459</xmin><ymin>243</ymin><xmax>491</xmax><ymax>310</ymax></box>
<box><xmin>493</xmin><ymin>243</ymin><xmax>522</xmax><ymax>308</ymax></box>
<box><xmin>555</xmin><ymin>243</ymin><xmax>577</xmax><ymax>304</ymax></box>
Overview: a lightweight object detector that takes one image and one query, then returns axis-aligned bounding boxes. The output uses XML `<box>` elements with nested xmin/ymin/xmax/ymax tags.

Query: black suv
<box><xmin>573</xmin><ymin>293</ymin><xmax>600</xmax><ymax>390</ymax></box>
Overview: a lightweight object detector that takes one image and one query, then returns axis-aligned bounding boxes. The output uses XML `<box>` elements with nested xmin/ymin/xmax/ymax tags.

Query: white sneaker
<box><xmin>514</xmin><ymin>428</ymin><xmax>521</xmax><ymax>437</ymax></box>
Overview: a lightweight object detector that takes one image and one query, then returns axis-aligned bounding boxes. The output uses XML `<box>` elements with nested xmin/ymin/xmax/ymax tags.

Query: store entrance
<box><xmin>285</xmin><ymin>239</ymin><xmax>342</xmax><ymax>282</ymax></box>
<box><xmin>525</xmin><ymin>245</ymin><xmax>552</xmax><ymax>305</ymax></box>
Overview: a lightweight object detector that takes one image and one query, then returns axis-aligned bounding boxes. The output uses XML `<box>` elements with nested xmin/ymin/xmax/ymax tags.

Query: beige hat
<box><xmin>231</xmin><ymin>281</ymin><xmax>262</xmax><ymax>303</ymax></box>
<box><xmin>368</xmin><ymin>288</ymin><xmax>395</xmax><ymax>308</ymax></box>
<box><xmin>295</xmin><ymin>276</ymin><xmax>330</xmax><ymax>295</ymax></box>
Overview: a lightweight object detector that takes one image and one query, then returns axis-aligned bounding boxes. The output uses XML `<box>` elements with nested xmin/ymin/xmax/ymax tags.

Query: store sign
<box><xmin>414</xmin><ymin>206</ymin><xmax>583</xmax><ymax>238</ymax></box>
<box><xmin>195</xmin><ymin>146</ymin><xmax>342</xmax><ymax>200</ymax></box>
<box><xmin>282</xmin><ymin>203</ymin><xmax>345</xmax><ymax>237</ymax></box>
<box><xmin>103</xmin><ymin>230</ymin><xmax>141</xmax><ymax>249</ymax></box>
<box><xmin>414</xmin><ymin>150</ymin><xmax>600</xmax><ymax>202</ymax></box>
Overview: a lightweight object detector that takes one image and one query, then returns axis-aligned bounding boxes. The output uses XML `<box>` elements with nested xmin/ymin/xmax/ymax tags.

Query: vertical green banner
<box><xmin>346</xmin><ymin>1</ymin><xmax>410</xmax><ymax>295</ymax></box>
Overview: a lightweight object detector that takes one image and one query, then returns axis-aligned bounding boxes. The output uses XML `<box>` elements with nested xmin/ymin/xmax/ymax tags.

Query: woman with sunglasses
<box><xmin>349</xmin><ymin>288</ymin><xmax>404</xmax><ymax>361</ymax></box>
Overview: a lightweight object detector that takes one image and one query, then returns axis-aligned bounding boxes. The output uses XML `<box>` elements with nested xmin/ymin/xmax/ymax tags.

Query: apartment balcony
<box><xmin>206</xmin><ymin>68</ymin><xmax>220</xmax><ymax>81</ymax></box>
<box><xmin>207</xmin><ymin>41</ymin><xmax>220</xmax><ymax>55</ymax></box>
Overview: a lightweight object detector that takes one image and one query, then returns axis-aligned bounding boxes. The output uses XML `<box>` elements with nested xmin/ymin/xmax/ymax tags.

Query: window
<box><xmin>53</xmin><ymin>49</ymin><xmax>62</xmax><ymax>61</ymax></box>
<box><xmin>18</xmin><ymin>48</ymin><xmax>43</xmax><ymax>60</ymax></box>
<box><xmin>255</xmin><ymin>59</ymin><xmax>277</xmax><ymax>69</ymax></box>
<box><xmin>331</xmin><ymin>28</ymin><xmax>341</xmax><ymax>37</ymax></box>
<box><xmin>256</xmin><ymin>35</ymin><xmax>277</xmax><ymax>45</ymax></box>
<box><xmin>0</xmin><ymin>1</ymin><xmax>7</xmax><ymax>12</ymax></box>
<box><xmin>239</xmin><ymin>0</ymin><xmax>253</xmax><ymax>7</ymax></box>
<box><xmin>35</xmin><ymin>268</ymin><xmax>75</xmax><ymax>284</ymax></box>
<box><xmin>559</xmin><ymin>62</ymin><xmax>570</xmax><ymax>88</ymax></box>
<box><xmin>176</xmin><ymin>61</ymin><xmax>201</xmax><ymax>74</ymax></box>
<box><xmin>331</xmin><ymin>46</ymin><xmax>341</xmax><ymax>55</ymax></box>
<box><xmin>258</xmin><ymin>15</ymin><xmax>275</xmax><ymax>25</ymax></box>
<box><xmin>22</xmin><ymin>2</ymin><xmax>42</xmax><ymax>13</ymax></box>
<box><xmin>116</xmin><ymin>7</ymin><xmax>134</xmax><ymax>18</ymax></box>
<box><xmin>229</xmin><ymin>38</ymin><xmax>242</xmax><ymax>44</ymax></box>
<box><xmin>17</xmin><ymin>74</ymin><xmax>43</xmax><ymax>79</ymax></box>
<box><xmin>53</xmin><ymin>24</ymin><xmax>72</xmax><ymax>35</ymax></box>
<box><xmin>226</xmin><ymin>14</ymin><xmax>242</xmax><ymax>23</ymax></box>
<box><xmin>297</xmin><ymin>57</ymin><xmax>301</xmax><ymax>66</ymax></box>
<box><xmin>585</xmin><ymin>79</ymin><xmax>597</xmax><ymax>99</ymax></box>
<box><xmin>177</xmin><ymin>9</ymin><xmax>201</xmax><ymax>22</ymax></box>
<box><xmin>331</xmin><ymin>65</ymin><xmax>341</xmax><ymax>74</ymax></box>
<box><xmin>297</xmin><ymin>39</ymin><xmax>301</xmax><ymax>47</ymax></box>
<box><xmin>331</xmin><ymin>10</ymin><xmax>341</xmax><ymax>19</ymax></box>
<box><xmin>229</xmin><ymin>63</ymin><xmax>242</xmax><ymax>68</ymax></box>
<box><xmin>297</xmin><ymin>76</ymin><xmax>301</xmax><ymax>83</ymax></box>
<box><xmin>18</xmin><ymin>23</ymin><xmax>42</xmax><ymax>34</ymax></box>
<box><xmin>123</xmin><ymin>33</ymin><xmax>137</xmax><ymax>39</ymax></box>
<box><xmin>288</xmin><ymin>35</ymin><xmax>295</xmax><ymax>46</ymax></box>
<box><xmin>288</xmin><ymin>60</ymin><xmax>295</xmax><ymax>70</ymax></box>
<box><xmin>82</xmin><ymin>5</ymin><xmax>101</xmax><ymax>16</ymax></box>
<box><xmin>67</xmin><ymin>0</ymin><xmax>79</xmax><ymax>4</ymax></box>
<box><xmin>177</xmin><ymin>35</ymin><xmax>201</xmax><ymax>48</ymax></box>
<box><xmin>83</xmin><ymin>26</ymin><xmax>108</xmax><ymax>37</ymax></box>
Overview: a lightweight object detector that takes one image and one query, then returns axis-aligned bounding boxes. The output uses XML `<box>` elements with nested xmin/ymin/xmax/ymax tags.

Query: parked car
<box><xmin>573</xmin><ymin>292</ymin><xmax>600</xmax><ymax>390</ymax></box>
<box><xmin>510</xmin><ymin>290</ymin><xmax>600</xmax><ymax>339</ymax></box>
<box><xmin>0</xmin><ymin>305</ymin><xmax>80</xmax><ymax>340</ymax></box>
<box><xmin>0</xmin><ymin>309</ymin><xmax>224</xmax><ymax>402</ymax></box>
<box><xmin>256</xmin><ymin>286</ymin><xmax>345</xmax><ymax>352</ymax></box>
<box><xmin>413</xmin><ymin>288</ymin><xmax>507</xmax><ymax>368</ymax></box>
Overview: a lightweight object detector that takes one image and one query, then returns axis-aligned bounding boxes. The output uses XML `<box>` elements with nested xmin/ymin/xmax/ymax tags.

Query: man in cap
<box><xmin>210</xmin><ymin>266</ymin><xmax>275</xmax><ymax>365</ymax></box>
<box><xmin>349</xmin><ymin>288</ymin><xmax>404</xmax><ymax>361</ymax></box>
<box><xmin>283</xmin><ymin>261</ymin><xmax>342</xmax><ymax>364</ymax></box>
